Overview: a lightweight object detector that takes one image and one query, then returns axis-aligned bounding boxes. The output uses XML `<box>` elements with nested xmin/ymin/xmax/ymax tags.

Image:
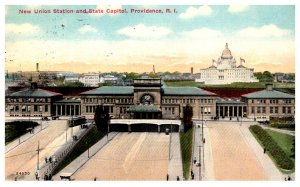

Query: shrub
<box><xmin>249</xmin><ymin>125</ymin><xmax>294</xmax><ymax>170</ymax></box>
<box><xmin>5</xmin><ymin>121</ymin><xmax>39</xmax><ymax>143</ymax></box>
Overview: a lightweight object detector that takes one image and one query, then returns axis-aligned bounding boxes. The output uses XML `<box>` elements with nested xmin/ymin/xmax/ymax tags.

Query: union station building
<box><xmin>5</xmin><ymin>79</ymin><xmax>295</xmax><ymax>121</ymax></box>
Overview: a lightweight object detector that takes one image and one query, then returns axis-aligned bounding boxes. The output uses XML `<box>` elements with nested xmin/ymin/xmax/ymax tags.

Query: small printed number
<box><xmin>16</xmin><ymin>172</ymin><xmax>30</xmax><ymax>175</ymax></box>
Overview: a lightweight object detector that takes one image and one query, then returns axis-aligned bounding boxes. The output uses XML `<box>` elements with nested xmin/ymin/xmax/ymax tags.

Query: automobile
<box><xmin>41</xmin><ymin>117</ymin><xmax>49</xmax><ymax>121</ymax></box>
<box><xmin>52</xmin><ymin>116</ymin><xmax>59</xmax><ymax>120</ymax></box>
<box><xmin>165</xmin><ymin>128</ymin><xmax>169</xmax><ymax>135</ymax></box>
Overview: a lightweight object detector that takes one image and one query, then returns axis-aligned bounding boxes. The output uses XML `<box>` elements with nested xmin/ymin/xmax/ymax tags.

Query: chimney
<box><xmin>30</xmin><ymin>82</ymin><xmax>38</xmax><ymax>90</ymax></box>
<box><xmin>266</xmin><ymin>83</ymin><xmax>273</xmax><ymax>91</ymax></box>
<box><xmin>36</xmin><ymin>63</ymin><xmax>39</xmax><ymax>72</ymax></box>
<box><xmin>191</xmin><ymin>67</ymin><xmax>194</xmax><ymax>74</ymax></box>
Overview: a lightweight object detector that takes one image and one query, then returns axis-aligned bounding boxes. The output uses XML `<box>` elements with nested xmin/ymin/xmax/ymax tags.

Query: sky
<box><xmin>5</xmin><ymin>5</ymin><xmax>295</xmax><ymax>73</ymax></box>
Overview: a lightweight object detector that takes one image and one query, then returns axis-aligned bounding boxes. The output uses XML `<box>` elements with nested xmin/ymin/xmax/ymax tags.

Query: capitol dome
<box><xmin>221</xmin><ymin>43</ymin><xmax>232</xmax><ymax>59</ymax></box>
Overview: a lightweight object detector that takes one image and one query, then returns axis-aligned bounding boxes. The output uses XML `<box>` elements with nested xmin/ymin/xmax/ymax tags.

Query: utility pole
<box><xmin>198</xmin><ymin>145</ymin><xmax>202</xmax><ymax>180</ymax></box>
<box><xmin>37</xmin><ymin>141</ymin><xmax>40</xmax><ymax>170</ymax></box>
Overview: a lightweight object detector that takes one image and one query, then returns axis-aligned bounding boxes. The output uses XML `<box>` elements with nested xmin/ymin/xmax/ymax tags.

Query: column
<box><xmin>222</xmin><ymin>106</ymin><xmax>225</xmax><ymax>117</ymax></box>
<box><xmin>65</xmin><ymin>105</ymin><xmax>67</xmax><ymax>116</ymax></box>
<box><xmin>128</xmin><ymin>125</ymin><xmax>131</xmax><ymax>132</ymax></box>
<box><xmin>218</xmin><ymin>106</ymin><xmax>220</xmax><ymax>117</ymax></box>
<box><xmin>237</xmin><ymin>106</ymin><xmax>239</xmax><ymax>117</ymax></box>
<box><xmin>69</xmin><ymin>105</ymin><xmax>71</xmax><ymax>116</ymax></box>
<box><xmin>158</xmin><ymin>125</ymin><xmax>160</xmax><ymax>132</ymax></box>
<box><xmin>241</xmin><ymin>107</ymin><xmax>244</xmax><ymax>117</ymax></box>
<box><xmin>231</xmin><ymin>106</ymin><xmax>234</xmax><ymax>117</ymax></box>
<box><xmin>79</xmin><ymin>105</ymin><xmax>81</xmax><ymax>115</ymax></box>
<box><xmin>227</xmin><ymin>106</ymin><xmax>229</xmax><ymax>117</ymax></box>
<box><xmin>60</xmin><ymin>105</ymin><xmax>63</xmax><ymax>116</ymax></box>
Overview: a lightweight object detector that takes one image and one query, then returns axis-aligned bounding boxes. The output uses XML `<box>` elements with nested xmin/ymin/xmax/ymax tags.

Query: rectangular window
<box><xmin>45</xmin><ymin>105</ymin><xmax>48</xmax><ymax>112</ymax></box>
<box><xmin>172</xmin><ymin>107</ymin><xmax>174</xmax><ymax>114</ymax></box>
<box><xmin>288</xmin><ymin>107</ymin><xmax>291</xmax><ymax>114</ymax></box>
<box><xmin>275</xmin><ymin>107</ymin><xmax>278</xmax><ymax>113</ymax></box>
<box><xmin>282</xmin><ymin>107</ymin><xmax>286</xmax><ymax>114</ymax></box>
<box><xmin>262</xmin><ymin>107</ymin><xmax>266</xmax><ymax>113</ymax></box>
<box><xmin>270</xmin><ymin>107</ymin><xmax>273</xmax><ymax>113</ymax></box>
<box><xmin>86</xmin><ymin>106</ymin><xmax>89</xmax><ymax>113</ymax></box>
<box><xmin>34</xmin><ymin>105</ymin><xmax>38</xmax><ymax>112</ymax></box>
<box><xmin>257</xmin><ymin>107</ymin><xmax>261</xmax><ymax>114</ymax></box>
<box><xmin>251</xmin><ymin>107</ymin><xmax>255</xmax><ymax>114</ymax></box>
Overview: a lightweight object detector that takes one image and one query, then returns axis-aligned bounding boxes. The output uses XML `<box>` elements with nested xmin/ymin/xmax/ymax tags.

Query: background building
<box><xmin>195</xmin><ymin>43</ymin><xmax>258</xmax><ymax>85</ymax></box>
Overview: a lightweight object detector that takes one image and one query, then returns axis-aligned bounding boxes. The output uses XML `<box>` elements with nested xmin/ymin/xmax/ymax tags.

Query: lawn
<box><xmin>164</xmin><ymin>81</ymin><xmax>204</xmax><ymax>87</ymax></box>
<box><xmin>5</xmin><ymin>121</ymin><xmax>39</xmax><ymax>144</ymax></box>
<box><xmin>180</xmin><ymin>126</ymin><xmax>194</xmax><ymax>180</ymax></box>
<box><xmin>249</xmin><ymin>125</ymin><xmax>294</xmax><ymax>171</ymax></box>
<box><xmin>164</xmin><ymin>80</ymin><xmax>295</xmax><ymax>89</ymax></box>
<box><xmin>266</xmin><ymin>129</ymin><xmax>295</xmax><ymax>160</ymax></box>
<box><xmin>52</xmin><ymin>126</ymin><xmax>106</xmax><ymax>175</ymax></box>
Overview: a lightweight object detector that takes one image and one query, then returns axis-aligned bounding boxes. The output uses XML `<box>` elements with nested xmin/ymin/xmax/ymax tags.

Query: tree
<box><xmin>149</xmin><ymin>72</ymin><xmax>159</xmax><ymax>78</ymax></box>
<box><xmin>182</xmin><ymin>104</ymin><xmax>193</xmax><ymax>132</ymax></box>
<box><xmin>94</xmin><ymin>105</ymin><xmax>110</xmax><ymax>133</ymax></box>
<box><xmin>291</xmin><ymin>138</ymin><xmax>295</xmax><ymax>158</ymax></box>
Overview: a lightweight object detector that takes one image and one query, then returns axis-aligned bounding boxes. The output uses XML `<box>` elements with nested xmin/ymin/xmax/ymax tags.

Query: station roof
<box><xmin>216</xmin><ymin>99</ymin><xmax>246</xmax><ymax>105</ymax></box>
<box><xmin>127</xmin><ymin>105</ymin><xmax>161</xmax><ymax>113</ymax></box>
<box><xmin>80</xmin><ymin>86</ymin><xmax>134</xmax><ymax>95</ymax></box>
<box><xmin>54</xmin><ymin>98</ymin><xmax>81</xmax><ymax>103</ymax></box>
<box><xmin>162</xmin><ymin>87</ymin><xmax>216</xmax><ymax>96</ymax></box>
<box><xmin>9</xmin><ymin>88</ymin><xmax>62</xmax><ymax>97</ymax></box>
<box><xmin>242</xmin><ymin>89</ymin><xmax>294</xmax><ymax>99</ymax></box>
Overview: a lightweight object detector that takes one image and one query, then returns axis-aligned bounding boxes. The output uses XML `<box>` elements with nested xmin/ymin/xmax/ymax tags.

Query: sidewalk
<box><xmin>167</xmin><ymin>132</ymin><xmax>183</xmax><ymax>181</ymax></box>
<box><xmin>52</xmin><ymin>132</ymin><xmax>119</xmax><ymax>181</ymax></box>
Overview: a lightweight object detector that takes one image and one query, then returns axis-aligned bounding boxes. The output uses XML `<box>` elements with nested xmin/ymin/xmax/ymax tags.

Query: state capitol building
<box><xmin>196</xmin><ymin>43</ymin><xmax>259</xmax><ymax>85</ymax></box>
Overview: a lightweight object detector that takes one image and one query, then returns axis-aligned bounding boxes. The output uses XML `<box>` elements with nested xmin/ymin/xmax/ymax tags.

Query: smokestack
<box><xmin>153</xmin><ymin>65</ymin><xmax>155</xmax><ymax>74</ymax></box>
<box><xmin>191</xmin><ymin>67</ymin><xmax>194</xmax><ymax>74</ymax></box>
<box><xmin>36</xmin><ymin>63</ymin><xmax>39</xmax><ymax>72</ymax></box>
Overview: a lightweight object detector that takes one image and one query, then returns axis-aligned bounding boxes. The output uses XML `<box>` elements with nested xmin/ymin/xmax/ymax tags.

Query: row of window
<box><xmin>84</xmin><ymin>98</ymin><xmax>133</xmax><ymax>104</ymax></box>
<box><xmin>162</xmin><ymin>98</ymin><xmax>214</xmax><ymax>104</ymax></box>
<box><xmin>251</xmin><ymin>106</ymin><xmax>292</xmax><ymax>114</ymax></box>
<box><xmin>86</xmin><ymin>105</ymin><xmax>114</xmax><ymax>113</ymax></box>
<box><xmin>250</xmin><ymin>99</ymin><xmax>293</xmax><ymax>104</ymax></box>
<box><xmin>8</xmin><ymin>105</ymin><xmax>48</xmax><ymax>112</ymax></box>
<box><xmin>7</xmin><ymin>98</ymin><xmax>51</xmax><ymax>103</ymax></box>
<box><xmin>164</xmin><ymin>107</ymin><xmax>175</xmax><ymax>114</ymax></box>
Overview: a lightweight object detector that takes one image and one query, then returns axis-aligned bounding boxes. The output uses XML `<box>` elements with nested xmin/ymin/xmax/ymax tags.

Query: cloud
<box><xmin>5</xmin><ymin>23</ymin><xmax>40</xmax><ymax>35</ymax></box>
<box><xmin>179</xmin><ymin>6</ymin><xmax>212</xmax><ymax>19</ymax></box>
<box><xmin>117</xmin><ymin>24</ymin><xmax>172</xmax><ymax>39</ymax></box>
<box><xmin>228</xmin><ymin>5</ymin><xmax>249</xmax><ymax>13</ymax></box>
<box><xmin>92</xmin><ymin>5</ymin><xmax>122</xmax><ymax>16</ymax></box>
<box><xmin>236</xmin><ymin>24</ymin><xmax>291</xmax><ymax>38</ymax></box>
<box><xmin>182</xmin><ymin>28</ymin><xmax>223</xmax><ymax>39</ymax></box>
<box><xmin>78</xmin><ymin>25</ymin><xmax>97</xmax><ymax>34</ymax></box>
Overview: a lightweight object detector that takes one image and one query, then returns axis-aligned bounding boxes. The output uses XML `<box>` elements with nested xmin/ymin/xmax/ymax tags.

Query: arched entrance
<box><xmin>130</xmin><ymin>123</ymin><xmax>158</xmax><ymax>132</ymax></box>
<box><xmin>109</xmin><ymin>123</ymin><xmax>128</xmax><ymax>132</ymax></box>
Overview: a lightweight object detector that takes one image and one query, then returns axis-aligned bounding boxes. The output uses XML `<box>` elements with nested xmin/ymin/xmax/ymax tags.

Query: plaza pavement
<box><xmin>207</xmin><ymin>121</ymin><xmax>267</xmax><ymax>180</ymax></box>
<box><xmin>72</xmin><ymin>132</ymin><xmax>170</xmax><ymax>180</ymax></box>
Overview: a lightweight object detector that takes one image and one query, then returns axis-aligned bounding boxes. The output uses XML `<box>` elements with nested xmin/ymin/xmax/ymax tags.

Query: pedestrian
<box><xmin>35</xmin><ymin>172</ymin><xmax>38</xmax><ymax>180</ymax></box>
<box><xmin>203</xmin><ymin>138</ymin><xmax>206</xmax><ymax>144</ymax></box>
<box><xmin>45</xmin><ymin>157</ymin><xmax>48</xmax><ymax>163</ymax></box>
<box><xmin>263</xmin><ymin>148</ymin><xmax>266</xmax><ymax>154</ymax></box>
<box><xmin>287</xmin><ymin>176</ymin><xmax>291</xmax><ymax>181</ymax></box>
<box><xmin>44</xmin><ymin>174</ymin><xmax>48</xmax><ymax>181</ymax></box>
<box><xmin>177</xmin><ymin>176</ymin><xmax>180</xmax><ymax>181</ymax></box>
<box><xmin>166</xmin><ymin>174</ymin><xmax>169</xmax><ymax>181</ymax></box>
<box><xmin>194</xmin><ymin>157</ymin><xmax>196</xmax><ymax>164</ymax></box>
<box><xmin>191</xmin><ymin>172</ymin><xmax>194</xmax><ymax>180</ymax></box>
<box><xmin>48</xmin><ymin>174</ymin><xmax>52</xmax><ymax>181</ymax></box>
<box><xmin>49</xmin><ymin>156</ymin><xmax>52</xmax><ymax>163</ymax></box>
<box><xmin>94</xmin><ymin>177</ymin><xmax>97</xmax><ymax>181</ymax></box>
